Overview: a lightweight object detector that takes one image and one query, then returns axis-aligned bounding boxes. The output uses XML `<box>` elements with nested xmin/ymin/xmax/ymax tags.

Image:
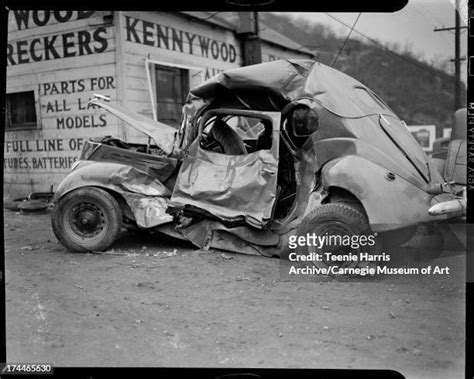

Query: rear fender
<box><xmin>54</xmin><ymin>161</ymin><xmax>172</xmax><ymax>228</ymax></box>
<box><xmin>320</xmin><ymin>156</ymin><xmax>442</xmax><ymax>232</ymax></box>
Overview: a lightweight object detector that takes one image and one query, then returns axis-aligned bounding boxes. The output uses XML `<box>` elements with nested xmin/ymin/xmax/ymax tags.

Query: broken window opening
<box><xmin>200</xmin><ymin>115</ymin><xmax>273</xmax><ymax>155</ymax></box>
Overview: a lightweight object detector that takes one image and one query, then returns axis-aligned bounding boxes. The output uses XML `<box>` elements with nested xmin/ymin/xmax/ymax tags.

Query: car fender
<box><xmin>320</xmin><ymin>156</ymin><xmax>446</xmax><ymax>232</ymax></box>
<box><xmin>53</xmin><ymin>161</ymin><xmax>173</xmax><ymax>228</ymax></box>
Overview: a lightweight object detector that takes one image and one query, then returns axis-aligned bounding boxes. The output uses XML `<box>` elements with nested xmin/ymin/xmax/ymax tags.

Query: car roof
<box><xmin>183</xmin><ymin>59</ymin><xmax>397</xmax><ymax>123</ymax></box>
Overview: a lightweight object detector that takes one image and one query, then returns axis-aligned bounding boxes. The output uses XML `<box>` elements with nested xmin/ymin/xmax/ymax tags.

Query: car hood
<box><xmin>89</xmin><ymin>98</ymin><xmax>176</xmax><ymax>155</ymax></box>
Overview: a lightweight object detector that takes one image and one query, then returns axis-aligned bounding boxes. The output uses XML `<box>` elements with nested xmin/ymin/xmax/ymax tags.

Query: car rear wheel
<box><xmin>296</xmin><ymin>203</ymin><xmax>375</xmax><ymax>272</ymax></box>
<box><xmin>52</xmin><ymin>187</ymin><xmax>122</xmax><ymax>253</ymax></box>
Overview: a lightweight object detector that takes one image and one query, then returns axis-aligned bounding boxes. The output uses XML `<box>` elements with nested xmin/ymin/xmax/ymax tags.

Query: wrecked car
<box><xmin>51</xmin><ymin>59</ymin><xmax>466</xmax><ymax>262</ymax></box>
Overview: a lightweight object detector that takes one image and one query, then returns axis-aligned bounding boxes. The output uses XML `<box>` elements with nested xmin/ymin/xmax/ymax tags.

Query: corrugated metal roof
<box><xmin>180</xmin><ymin>12</ymin><xmax>314</xmax><ymax>57</ymax></box>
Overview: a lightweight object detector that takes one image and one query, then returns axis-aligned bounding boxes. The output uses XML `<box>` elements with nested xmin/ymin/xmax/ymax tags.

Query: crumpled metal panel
<box><xmin>209</xmin><ymin>230</ymin><xmax>264</xmax><ymax>256</ymax></box>
<box><xmin>108</xmin><ymin>164</ymin><xmax>171</xmax><ymax>197</ymax></box>
<box><xmin>170</xmin><ymin>112</ymin><xmax>281</xmax><ymax>227</ymax></box>
<box><xmin>177</xmin><ymin>219</ymin><xmax>274</xmax><ymax>256</ymax></box>
<box><xmin>121</xmin><ymin>193</ymin><xmax>173</xmax><ymax>228</ymax></box>
<box><xmin>175</xmin><ymin>218</ymin><xmax>294</xmax><ymax>257</ymax></box>
<box><xmin>89</xmin><ymin>99</ymin><xmax>176</xmax><ymax>155</ymax></box>
<box><xmin>87</xmin><ymin>142</ymin><xmax>178</xmax><ymax>183</ymax></box>
<box><xmin>171</xmin><ymin>144</ymin><xmax>277</xmax><ymax>226</ymax></box>
<box><xmin>178</xmin><ymin>219</ymin><xmax>279</xmax><ymax>247</ymax></box>
<box><xmin>53</xmin><ymin>162</ymin><xmax>173</xmax><ymax>229</ymax></box>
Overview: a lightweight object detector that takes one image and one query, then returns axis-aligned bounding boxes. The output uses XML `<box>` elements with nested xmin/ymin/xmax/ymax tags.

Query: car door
<box><xmin>170</xmin><ymin>109</ymin><xmax>281</xmax><ymax>228</ymax></box>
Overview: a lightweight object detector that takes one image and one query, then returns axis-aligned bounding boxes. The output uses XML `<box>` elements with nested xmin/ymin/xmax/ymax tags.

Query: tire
<box><xmin>51</xmin><ymin>187</ymin><xmax>122</xmax><ymax>253</ymax></box>
<box><xmin>296</xmin><ymin>203</ymin><xmax>374</xmax><ymax>272</ymax></box>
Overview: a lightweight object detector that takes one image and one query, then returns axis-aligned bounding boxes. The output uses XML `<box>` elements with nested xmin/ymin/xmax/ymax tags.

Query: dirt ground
<box><xmin>4</xmin><ymin>209</ymin><xmax>466</xmax><ymax>378</ymax></box>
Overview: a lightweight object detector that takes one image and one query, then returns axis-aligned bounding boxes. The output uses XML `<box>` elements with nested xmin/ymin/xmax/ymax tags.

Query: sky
<box><xmin>278</xmin><ymin>0</ymin><xmax>468</xmax><ymax>82</ymax></box>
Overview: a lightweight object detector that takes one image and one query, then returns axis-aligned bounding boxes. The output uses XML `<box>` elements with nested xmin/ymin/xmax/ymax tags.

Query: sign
<box><xmin>443</xmin><ymin>128</ymin><xmax>452</xmax><ymax>138</ymax></box>
<box><xmin>407</xmin><ymin>125</ymin><xmax>436</xmax><ymax>152</ymax></box>
<box><xmin>125</xmin><ymin>16</ymin><xmax>238</xmax><ymax>63</ymax></box>
<box><xmin>7</xmin><ymin>11</ymin><xmax>110</xmax><ymax>66</ymax></box>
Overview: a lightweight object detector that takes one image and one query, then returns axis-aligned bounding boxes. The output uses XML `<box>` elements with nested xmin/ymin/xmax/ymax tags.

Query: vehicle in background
<box><xmin>431</xmin><ymin>108</ymin><xmax>466</xmax><ymax>196</ymax></box>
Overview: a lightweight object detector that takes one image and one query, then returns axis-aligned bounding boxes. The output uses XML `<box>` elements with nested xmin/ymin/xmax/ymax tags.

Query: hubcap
<box><xmin>311</xmin><ymin>222</ymin><xmax>360</xmax><ymax>269</ymax></box>
<box><xmin>70</xmin><ymin>202</ymin><xmax>105</xmax><ymax>238</ymax></box>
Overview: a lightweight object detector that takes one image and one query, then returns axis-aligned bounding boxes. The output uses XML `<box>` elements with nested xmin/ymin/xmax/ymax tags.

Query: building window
<box><xmin>155</xmin><ymin>64</ymin><xmax>189</xmax><ymax>128</ymax></box>
<box><xmin>5</xmin><ymin>91</ymin><xmax>37</xmax><ymax>129</ymax></box>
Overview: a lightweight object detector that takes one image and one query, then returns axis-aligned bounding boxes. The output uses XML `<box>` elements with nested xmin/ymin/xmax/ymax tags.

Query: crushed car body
<box><xmin>51</xmin><ymin>59</ymin><xmax>466</xmax><ymax>258</ymax></box>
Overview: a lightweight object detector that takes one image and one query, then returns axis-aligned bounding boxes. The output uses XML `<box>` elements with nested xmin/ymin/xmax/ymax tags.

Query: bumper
<box><xmin>428</xmin><ymin>189</ymin><xmax>466</xmax><ymax>216</ymax></box>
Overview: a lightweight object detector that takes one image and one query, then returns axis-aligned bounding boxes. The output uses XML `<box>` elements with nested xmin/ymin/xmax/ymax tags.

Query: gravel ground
<box><xmin>4</xmin><ymin>209</ymin><xmax>465</xmax><ymax>378</ymax></box>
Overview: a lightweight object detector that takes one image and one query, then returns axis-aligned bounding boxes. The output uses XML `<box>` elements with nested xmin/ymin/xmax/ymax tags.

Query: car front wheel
<box><xmin>51</xmin><ymin>187</ymin><xmax>122</xmax><ymax>253</ymax></box>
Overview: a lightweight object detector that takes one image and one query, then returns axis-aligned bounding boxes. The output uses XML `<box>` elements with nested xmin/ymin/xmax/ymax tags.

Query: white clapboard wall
<box><xmin>5</xmin><ymin>10</ymin><xmax>119</xmax><ymax>196</ymax></box>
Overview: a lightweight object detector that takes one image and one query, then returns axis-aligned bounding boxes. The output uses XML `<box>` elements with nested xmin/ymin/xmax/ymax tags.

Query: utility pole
<box><xmin>434</xmin><ymin>0</ymin><xmax>467</xmax><ymax>111</ymax></box>
<box><xmin>455</xmin><ymin>0</ymin><xmax>461</xmax><ymax>110</ymax></box>
<box><xmin>237</xmin><ymin>12</ymin><xmax>262</xmax><ymax>66</ymax></box>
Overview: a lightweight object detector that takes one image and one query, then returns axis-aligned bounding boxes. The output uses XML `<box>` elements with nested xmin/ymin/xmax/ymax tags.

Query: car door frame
<box><xmin>170</xmin><ymin>108</ymin><xmax>281</xmax><ymax>228</ymax></box>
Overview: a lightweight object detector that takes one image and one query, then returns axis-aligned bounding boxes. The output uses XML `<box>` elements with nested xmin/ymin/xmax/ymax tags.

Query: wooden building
<box><xmin>4</xmin><ymin>11</ymin><xmax>313</xmax><ymax>196</ymax></box>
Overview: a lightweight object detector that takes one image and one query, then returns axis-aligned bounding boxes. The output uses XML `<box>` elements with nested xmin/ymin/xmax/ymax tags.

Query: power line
<box><xmin>325</xmin><ymin>13</ymin><xmax>382</xmax><ymax>45</ymax></box>
<box><xmin>324</xmin><ymin>12</ymin><xmax>449</xmax><ymax>76</ymax></box>
<box><xmin>433</xmin><ymin>0</ymin><xmax>463</xmax><ymax>110</ymax></box>
<box><xmin>195</xmin><ymin>11</ymin><xmax>221</xmax><ymax>21</ymax></box>
<box><xmin>332</xmin><ymin>12</ymin><xmax>361</xmax><ymax>67</ymax></box>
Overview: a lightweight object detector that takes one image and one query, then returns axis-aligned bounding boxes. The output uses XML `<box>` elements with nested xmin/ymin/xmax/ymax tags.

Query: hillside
<box><xmin>261</xmin><ymin>13</ymin><xmax>466</xmax><ymax>136</ymax></box>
